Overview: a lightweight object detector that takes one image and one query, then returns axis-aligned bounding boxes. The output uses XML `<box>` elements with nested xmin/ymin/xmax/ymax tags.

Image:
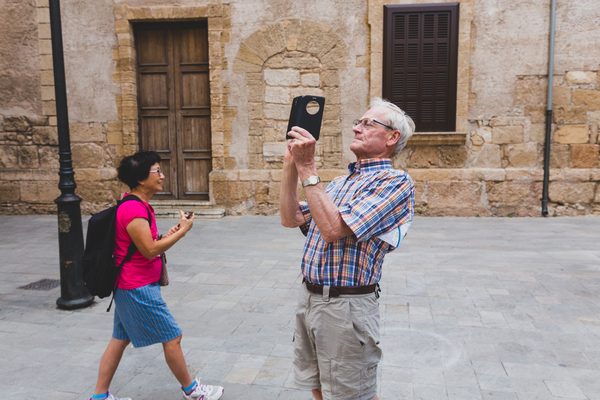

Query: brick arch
<box><xmin>234</xmin><ymin>20</ymin><xmax>348</xmax><ymax>170</ymax></box>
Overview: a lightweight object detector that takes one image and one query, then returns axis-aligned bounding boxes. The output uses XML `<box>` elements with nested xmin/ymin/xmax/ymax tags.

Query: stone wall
<box><xmin>1</xmin><ymin>0</ymin><xmax>600</xmax><ymax>217</ymax></box>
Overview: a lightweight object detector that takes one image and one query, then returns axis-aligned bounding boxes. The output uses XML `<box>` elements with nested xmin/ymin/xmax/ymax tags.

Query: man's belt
<box><xmin>303</xmin><ymin>277</ymin><xmax>379</xmax><ymax>297</ymax></box>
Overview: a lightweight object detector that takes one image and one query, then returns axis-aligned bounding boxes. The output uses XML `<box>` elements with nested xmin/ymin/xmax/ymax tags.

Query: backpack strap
<box><xmin>106</xmin><ymin>194</ymin><xmax>153</xmax><ymax>312</ymax></box>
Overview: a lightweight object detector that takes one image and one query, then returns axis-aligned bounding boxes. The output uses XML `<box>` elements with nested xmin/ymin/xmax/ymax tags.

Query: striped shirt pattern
<box><xmin>299</xmin><ymin>158</ymin><xmax>414</xmax><ymax>286</ymax></box>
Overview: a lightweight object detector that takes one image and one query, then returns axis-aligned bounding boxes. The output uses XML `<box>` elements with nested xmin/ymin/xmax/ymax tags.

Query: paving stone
<box><xmin>2</xmin><ymin>216</ymin><xmax>600</xmax><ymax>399</ymax></box>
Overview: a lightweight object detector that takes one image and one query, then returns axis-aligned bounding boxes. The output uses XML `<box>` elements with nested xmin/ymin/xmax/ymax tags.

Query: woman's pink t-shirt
<box><xmin>114</xmin><ymin>195</ymin><xmax>161</xmax><ymax>289</ymax></box>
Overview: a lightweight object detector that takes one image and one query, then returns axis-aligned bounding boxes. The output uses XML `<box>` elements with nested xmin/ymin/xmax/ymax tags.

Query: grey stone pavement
<box><xmin>2</xmin><ymin>215</ymin><xmax>600</xmax><ymax>400</ymax></box>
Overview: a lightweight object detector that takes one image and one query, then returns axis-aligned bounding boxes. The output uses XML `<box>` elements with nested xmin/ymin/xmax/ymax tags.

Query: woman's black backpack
<box><xmin>82</xmin><ymin>194</ymin><xmax>150</xmax><ymax>311</ymax></box>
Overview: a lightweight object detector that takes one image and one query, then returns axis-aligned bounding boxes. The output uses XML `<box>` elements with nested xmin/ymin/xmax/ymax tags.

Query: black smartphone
<box><xmin>286</xmin><ymin>95</ymin><xmax>325</xmax><ymax>141</ymax></box>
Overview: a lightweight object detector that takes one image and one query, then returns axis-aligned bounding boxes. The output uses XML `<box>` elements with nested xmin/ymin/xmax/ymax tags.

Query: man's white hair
<box><xmin>369</xmin><ymin>97</ymin><xmax>415</xmax><ymax>157</ymax></box>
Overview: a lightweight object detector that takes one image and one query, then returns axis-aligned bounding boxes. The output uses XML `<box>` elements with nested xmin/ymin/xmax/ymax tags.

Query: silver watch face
<box><xmin>309</xmin><ymin>176</ymin><xmax>319</xmax><ymax>185</ymax></box>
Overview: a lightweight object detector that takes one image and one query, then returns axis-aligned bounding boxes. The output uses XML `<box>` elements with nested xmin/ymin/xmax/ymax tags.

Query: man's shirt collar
<box><xmin>348</xmin><ymin>158</ymin><xmax>392</xmax><ymax>175</ymax></box>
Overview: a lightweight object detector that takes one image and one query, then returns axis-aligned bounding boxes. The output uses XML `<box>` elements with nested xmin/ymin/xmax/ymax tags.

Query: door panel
<box><xmin>173</xmin><ymin>24</ymin><xmax>211</xmax><ymax>200</ymax></box>
<box><xmin>135</xmin><ymin>22</ymin><xmax>211</xmax><ymax>200</ymax></box>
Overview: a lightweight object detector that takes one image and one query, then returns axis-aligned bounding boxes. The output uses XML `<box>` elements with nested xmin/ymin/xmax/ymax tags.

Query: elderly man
<box><xmin>280</xmin><ymin>97</ymin><xmax>416</xmax><ymax>400</ymax></box>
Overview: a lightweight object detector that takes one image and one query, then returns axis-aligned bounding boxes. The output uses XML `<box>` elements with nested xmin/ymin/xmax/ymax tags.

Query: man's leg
<box><xmin>94</xmin><ymin>337</ymin><xmax>130</xmax><ymax>395</ymax></box>
<box><xmin>162</xmin><ymin>334</ymin><xmax>194</xmax><ymax>388</ymax></box>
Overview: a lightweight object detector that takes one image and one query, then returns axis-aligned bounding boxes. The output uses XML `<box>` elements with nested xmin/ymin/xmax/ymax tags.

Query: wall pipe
<box><xmin>541</xmin><ymin>0</ymin><xmax>557</xmax><ymax>216</ymax></box>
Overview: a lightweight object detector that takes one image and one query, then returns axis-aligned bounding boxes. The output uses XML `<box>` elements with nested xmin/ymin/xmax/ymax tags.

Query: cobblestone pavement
<box><xmin>1</xmin><ymin>215</ymin><xmax>600</xmax><ymax>400</ymax></box>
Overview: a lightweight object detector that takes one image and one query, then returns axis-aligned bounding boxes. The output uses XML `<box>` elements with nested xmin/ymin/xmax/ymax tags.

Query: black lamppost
<box><xmin>49</xmin><ymin>0</ymin><xmax>93</xmax><ymax>309</ymax></box>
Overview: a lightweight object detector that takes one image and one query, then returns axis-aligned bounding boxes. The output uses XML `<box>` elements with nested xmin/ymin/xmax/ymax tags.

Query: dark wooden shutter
<box><xmin>383</xmin><ymin>3</ymin><xmax>459</xmax><ymax>132</ymax></box>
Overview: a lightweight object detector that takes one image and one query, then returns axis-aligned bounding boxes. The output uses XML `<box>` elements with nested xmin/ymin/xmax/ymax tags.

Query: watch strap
<box><xmin>302</xmin><ymin>176</ymin><xmax>321</xmax><ymax>187</ymax></box>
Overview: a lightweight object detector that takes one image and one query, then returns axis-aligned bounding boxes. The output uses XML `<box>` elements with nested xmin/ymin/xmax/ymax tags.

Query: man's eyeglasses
<box><xmin>352</xmin><ymin>118</ymin><xmax>394</xmax><ymax>131</ymax></box>
<box><xmin>149</xmin><ymin>169</ymin><xmax>164</xmax><ymax>176</ymax></box>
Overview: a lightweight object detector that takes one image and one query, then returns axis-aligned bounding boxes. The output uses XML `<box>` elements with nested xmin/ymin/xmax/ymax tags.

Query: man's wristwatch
<box><xmin>302</xmin><ymin>176</ymin><xmax>321</xmax><ymax>188</ymax></box>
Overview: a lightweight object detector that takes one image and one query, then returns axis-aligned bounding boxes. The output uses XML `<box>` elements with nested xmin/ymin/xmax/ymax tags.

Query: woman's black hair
<box><xmin>117</xmin><ymin>151</ymin><xmax>161</xmax><ymax>189</ymax></box>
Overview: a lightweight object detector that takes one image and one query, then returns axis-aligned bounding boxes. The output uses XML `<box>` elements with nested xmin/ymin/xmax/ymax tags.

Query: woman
<box><xmin>90</xmin><ymin>151</ymin><xmax>224</xmax><ymax>400</ymax></box>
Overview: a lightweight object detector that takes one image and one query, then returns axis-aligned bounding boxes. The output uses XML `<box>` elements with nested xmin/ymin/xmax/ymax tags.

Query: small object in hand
<box><xmin>185</xmin><ymin>211</ymin><xmax>194</xmax><ymax>219</ymax></box>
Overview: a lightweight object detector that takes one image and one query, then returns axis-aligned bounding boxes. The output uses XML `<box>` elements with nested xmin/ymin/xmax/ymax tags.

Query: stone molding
<box><xmin>409</xmin><ymin>132</ymin><xmax>467</xmax><ymax>146</ymax></box>
<box><xmin>111</xmin><ymin>3</ymin><xmax>235</xmax><ymax>190</ymax></box>
<box><xmin>233</xmin><ymin>19</ymin><xmax>348</xmax><ymax>171</ymax></box>
<box><xmin>367</xmin><ymin>0</ymin><xmax>474</xmax><ymax>133</ymax></box>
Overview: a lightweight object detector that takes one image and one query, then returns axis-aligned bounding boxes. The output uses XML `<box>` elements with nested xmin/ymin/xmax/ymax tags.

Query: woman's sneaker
<box><xmin>182</xmin><ymin>378</ymin><xmax>224</xmax><ymax>400</ymax></box>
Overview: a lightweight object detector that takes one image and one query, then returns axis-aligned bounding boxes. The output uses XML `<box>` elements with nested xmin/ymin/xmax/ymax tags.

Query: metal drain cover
<box><xmin>18</xmin><ymin>279</ymin><xmax>61</xmax><ymax>291</ymax></box>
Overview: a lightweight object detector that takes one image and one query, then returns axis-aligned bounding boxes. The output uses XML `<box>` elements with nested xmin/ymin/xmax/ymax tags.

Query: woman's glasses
<box><xmin>149</xmin><ymin>169</ymin><xmax>164</xmax><ymax>176</ymax></box>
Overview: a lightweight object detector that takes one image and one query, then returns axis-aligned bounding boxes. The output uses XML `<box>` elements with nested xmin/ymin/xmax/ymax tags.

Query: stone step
<box><xmin>149</xmin><ymin>200</ymin><xmax>225</xmax><ymax>219</ymax></box>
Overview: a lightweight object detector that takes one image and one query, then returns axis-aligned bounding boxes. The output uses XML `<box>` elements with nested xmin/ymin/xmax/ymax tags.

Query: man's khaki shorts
<box><xmin>293</xmin><ymin>282</ymin><xmax>382</xmax><ymax>400</ymax></box>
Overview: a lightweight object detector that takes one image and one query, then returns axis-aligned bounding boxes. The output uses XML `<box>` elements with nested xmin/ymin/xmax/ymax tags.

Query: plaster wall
<box><xmin>60</xmin><ymin>0</ymin><xmax>120</xmax><ymax>122</ymax></box>
<box><xmin>470</xmin><ymin>0</ymin><xmax>600</xmax><ymax>120</ymax></box>
<box><xmin>0</xmin><ymin>0</ymin><xmax>41</xmax><ymax>116</ymax></box>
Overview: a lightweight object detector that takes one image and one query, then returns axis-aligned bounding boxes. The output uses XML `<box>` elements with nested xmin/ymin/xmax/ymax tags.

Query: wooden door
<box><xmin>135</xmin><ymin>22</ymin><xmax>212</xmax><ymax>200</ymax></box>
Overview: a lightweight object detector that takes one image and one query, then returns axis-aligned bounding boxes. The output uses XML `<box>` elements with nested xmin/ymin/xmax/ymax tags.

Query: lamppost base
<box><xmin>57</xmin><ymin>294</ymin><xmax>94</xmax><ymax>310</ymax></box>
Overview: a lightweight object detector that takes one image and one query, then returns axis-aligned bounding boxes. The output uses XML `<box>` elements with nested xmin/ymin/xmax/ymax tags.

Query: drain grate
<box><xmin>18</xmin><ymin>278</ymin><xmax>61</xmax><ymax>291</ymax></box>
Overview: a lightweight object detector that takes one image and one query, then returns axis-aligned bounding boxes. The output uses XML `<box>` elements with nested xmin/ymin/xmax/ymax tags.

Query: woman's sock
<box><xmin>183</xmin><ymin>381</ymin><xmax>198</xmax><ymax>395</ymax></box>
<box><xmin>92</xmin><ymin>393</ymin><xmax>109</xmax><ymax>400</ymax></box>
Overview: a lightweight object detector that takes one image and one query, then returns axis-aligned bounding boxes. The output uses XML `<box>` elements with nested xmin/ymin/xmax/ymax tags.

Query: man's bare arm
<box><xmin>280</xmin><ymin>140</ymin><xmax>306</xmax><ymax>228</ymax></box>
<box><xmin>287</xmin><ymin>127</ymin><xmax>354</xmax><ymax>242</ymax></box>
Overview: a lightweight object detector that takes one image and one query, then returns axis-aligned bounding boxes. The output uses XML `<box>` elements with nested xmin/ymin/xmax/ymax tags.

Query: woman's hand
<box><xmin>177</xmin><ymin>210</ymin><xmax>194</xmax><ymax>234</ymax></box>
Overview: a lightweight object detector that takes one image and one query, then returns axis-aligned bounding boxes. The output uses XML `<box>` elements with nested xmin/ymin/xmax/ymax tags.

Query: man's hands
<box><xmin>286</xmin><ymin>126</ymin><xmax>318</xmax><ymax>181</ymax></box>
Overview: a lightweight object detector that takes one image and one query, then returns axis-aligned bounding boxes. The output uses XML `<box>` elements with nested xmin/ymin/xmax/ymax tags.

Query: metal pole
<box><xmin>541</xmin><ymin>0</ymin><xmax>557</xmax><ymax>216</ymax></box>
<box><xmin>49</xmin><ymin>0</ymin><xmax>94</xmax><ymax>309</ymax></box>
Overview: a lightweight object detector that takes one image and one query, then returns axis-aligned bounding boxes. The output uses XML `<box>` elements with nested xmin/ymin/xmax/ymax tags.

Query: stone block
<box><xmin>20</xmin><ymin>181</ymin><xmax>60</xmax><ymax>202</ymax></box>
<box><xmin>27</xmin><ymin>116</ymin><xmax>49</xmax><ymax>127</ymax></box>
<box><xmin>282</xmin><ymin>54</ymin><xmax>319</xmax><ymax>69</ymax></box>
<box><xmin>263</xmin><ymin>104</ymin><xmax>289</xmax><ymax>120</ymax></box>
<box><xmin>565</xmin><ymin>71</ymin><xmax>597</xmax><ymax>85</ymax></box>
<box><xmin>554</xmin><ymin>106</ymin><xmax>587</xmax><ymax>124</ymax></box>
<box><xmin>573</xmin><ymin>90</ymin><xmax>600</xmax><ymax>110</ymax></box>
<box><xmin>572</xmin><ymin>144</ymin><xmax>599</xmax><ymax>168</ymax></box>
<box><xmin>408</xmin><ymin>147</ymin><xmax>439</xmax><ymax>168</ymax></box>
<box><xmin>264</xmin><ymin>86</ymin><xmax>290</xmax><ymax>104</ymax></box>
<box><xmin>228</xmin><ymin>181</ymin><xmax>253</xmax><ymax>201</ymax></box>
<box><xmin>525</xmin><ymin>106</ymin><xmax>546</xmax><ymax>124</ymax></box>
<box><xmin>588</xmin><ymin>111</ymin><xmax>600</xmax><ymax>123</ymax></box>
<box><xmin>301</xmin><ymin>73</ymin><xmax>320</xmax><ymax>87</ymax></box>
<box><xmin>0</xmin><ymin>182</ymin><xmax>19</xmax><ymax>202</ymax></box>
<box><xmin>291</xmin><ymin>87</ymin><xmax>324</xmax><ymax>99</ymax></box>
<box><xmin>268</xmin><ymin>181</ymin><xmax>281</xmax><ymax>204</ymax></box>
<box><xmin>263</xmin><ymin>69</ymin><xmax>299</xmax><ymax>86</ymax></box>
<box><xmin>508</xmin><ymin>142</ymin><xmax>538</xmax><ymax>168</ymax></box>
<box><xmin>439</xmin><ymin>146</ymin><xmax>467</xmax><ymax>168</ymax></box>
<box><xmin>548</xmin><ymin>144</ymin><xmax>571</xmax><ymax>168</ymax></box>
<box><xmin>4</xmin><ymin>116</ymin><xmax>29</xmax><ymax>132</ymax></box>
<box><xmin>263</xmin><ymin>142</ymin><xmax>286</xmax><ymax>157</ymax></box>
<box><xmin>514</xmin><ymin>78</ymin><xmax>546</xmax><ymax>105</ymax></box>
<box><xmin>38</xmin><ymin>146</ymin><xmax>59</xmax><ymax>168</ymax></box>
<box><xmin>239</xmin><ymin>169</ymin><xmax>270</xmax><ymax>181</ymax></box>
<box><xmin>72</xmin><ymin>143</ymin><xmax>104</xmax><ymax>168</ymax></box>
<box><xmin>473</xmin><ymin>144</ymin><xmax>501</xmax><ymax>168</ymax></box>
<box><xmin>0</xmin><ymin>146</ymin><xmax>18</xmax><ymax>168</ymax></box>
<box><xmin>43</xmin><ymin>101</ymin><xmax>56</xmax><ymax>116</ymax></box>
<box><xmin>427</xmin><ymin>181</ymin><xmax>487</xmax><ymax>216</ymax></box>
<box><xmin>552</xmin><ymin>86</ymin><xmax>571</xmax><ymax>105</ymax></box>
<box><xmin>322</xmin><ymin>70</ymin><xmax>340</xmax><ymax>87</ymax></box>
<box><xmin>76</xmin><ymin>181</ymin><xmax>118</xmax><ymax>204</ymax></box>
<box><xmin>554</xmin><ymin>125</ymin><xmax>589</xmax><ymax>144</ymax></box>
<box><xmin>549</xmin><ymin>182</ymin><xmax>595</xmax><ymax>203</ymax></box>
<box><xmin>493</xmin><ymin>126</ymin><xmax>523</xmax><ymax>144</ymax></box>
<box><xmin>18</xmin><ymin>146</ymin><xmax>39</xmax><ymax>168</ymax></box>
<box><xmin>490</xmin><ymin>117</ymin><xmax>511</xmax><ymax>127</ymax></box>
<box><xmin>530</xmin><ymin>124</ymin><xmax>546</xmax><ymax>142</ymax></box>
<box><xmin>487</xmin><ymin>182</ymin><xmax>532</xmax><ymax>203</ymax></box>
<box><xmin>75</xmin><ymin>168</ymin><xmax>117</xmax><ymax>182</ymax></box>
<box><xmin>32</xmin><ymin>126</ymin><xmax>58</xmax><ymax>145</ymax></box>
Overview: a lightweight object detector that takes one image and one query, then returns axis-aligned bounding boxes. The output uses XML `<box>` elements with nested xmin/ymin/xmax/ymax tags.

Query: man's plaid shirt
<box><xmin>299</xmin><ymin>158</ymin><xmax>415</xmax><ymax>286</ymax></box>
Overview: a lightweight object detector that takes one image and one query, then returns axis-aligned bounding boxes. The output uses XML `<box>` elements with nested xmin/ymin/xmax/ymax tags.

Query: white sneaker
<box><xmin>89</xmin><ymin>393</ymin><xmax>132</xmax><ymax>400</ymax></box>
<box><xmin>182</xmin><ymin>378</ymin><xmax>224</xmax><ymax>400</ymax></box>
